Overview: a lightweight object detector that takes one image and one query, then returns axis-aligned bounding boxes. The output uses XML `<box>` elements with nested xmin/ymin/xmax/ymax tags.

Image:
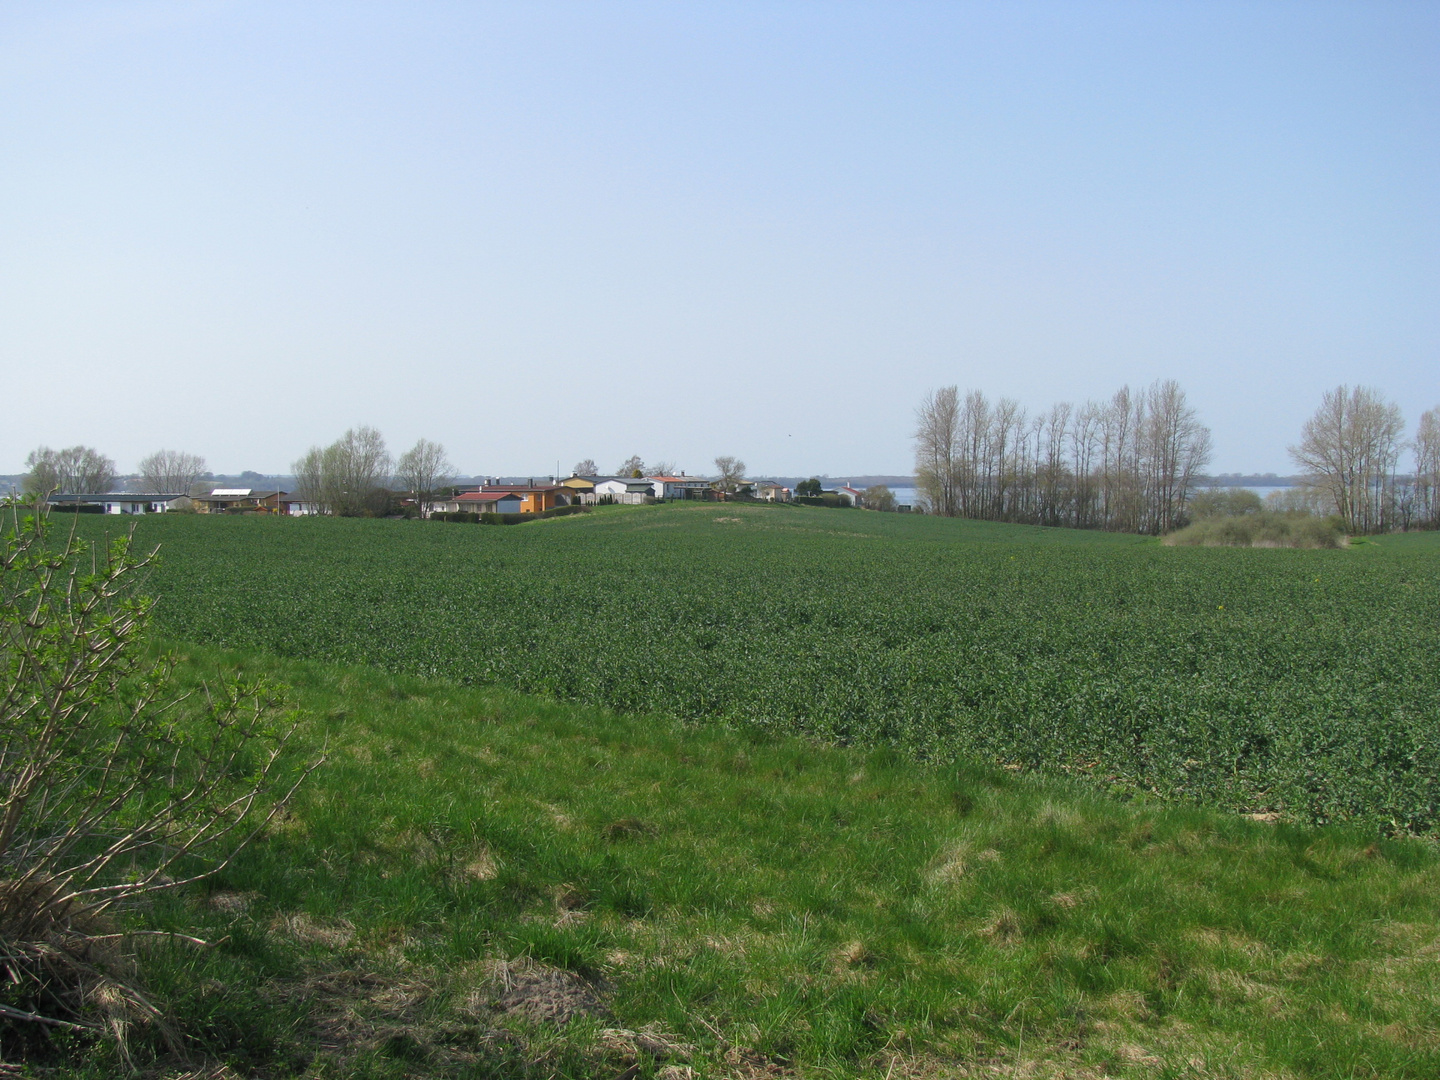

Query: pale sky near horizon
<box><xmin>2</xmin><ymin>1</ymin><xmax>1436</xmax><ymax>478</ymax></box>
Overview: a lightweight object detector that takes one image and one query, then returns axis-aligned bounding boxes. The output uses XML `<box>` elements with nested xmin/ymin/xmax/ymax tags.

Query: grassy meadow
<box><xmin>65</xmin><ymin>645</ymin><xmax>1440</xmax><ymax>1079</ymax></box>
<box><xmin>23</xmin><ymin>504</ymin><xmax>1439</xmax><ymax>1077</ymax></box>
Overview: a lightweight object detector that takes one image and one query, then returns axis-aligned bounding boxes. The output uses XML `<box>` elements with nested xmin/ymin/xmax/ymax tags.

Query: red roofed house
<box><xmin>456</xmin><ymin>491</ymin><xmax>524</xmax><ymax>514</ymax></box>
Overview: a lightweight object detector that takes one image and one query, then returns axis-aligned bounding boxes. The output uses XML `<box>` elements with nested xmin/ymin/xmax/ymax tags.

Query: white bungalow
<box><xmin>646</xmin><ymin>475</ymin><xmax>712</xmax><ymax>500</ymax></box>
<box><xmin>43</xmin><ymin>493</ymin><xmax>185</xmax><ymax>514</ymax></box>
<box><xmin>592</xmin><ymin>478</ymin><xmax>654</xmax><ymax>505</ymax></box>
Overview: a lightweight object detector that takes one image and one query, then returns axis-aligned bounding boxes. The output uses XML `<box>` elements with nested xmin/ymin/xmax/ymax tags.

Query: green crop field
<box><xmin>16</xmin><ymin>505</ymin><xmax>1440</xmax><ymax>1078</ymax></box>
<box><xmin>76</xmin><ymin>502</ymin><xmax>1440</xmax><ymax>832</ymax></box>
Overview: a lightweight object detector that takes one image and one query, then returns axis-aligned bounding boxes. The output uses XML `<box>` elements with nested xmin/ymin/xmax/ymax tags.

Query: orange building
<box><xmin>481</xmin><ymin>484</ymin><xmax>568</xmax><ymax>513</ymax></box>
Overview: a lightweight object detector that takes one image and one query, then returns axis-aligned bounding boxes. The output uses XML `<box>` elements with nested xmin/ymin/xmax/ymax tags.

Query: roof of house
<box><xmin>201</xmin><ymin>490</ymin><xmax>284</xmax><ymax>501</ymax></box>
<box><xmin>44</xmin><ymin>492</ymin><xmax>186</xmax><ymax>503</ymax></box>
<box><xmin>482</xmin><ymin>484</ymin><xmax>563</xmax><ymax>493</ymax></box>
<box><xmin>457</xmin><ymin>490</ymin><xmax>524</xmax><ymax>503</ymax></box>
<box><xmin>647</xmin><ymin>475</ymin><xmax>709</xmax><ymax>484</ymax></box>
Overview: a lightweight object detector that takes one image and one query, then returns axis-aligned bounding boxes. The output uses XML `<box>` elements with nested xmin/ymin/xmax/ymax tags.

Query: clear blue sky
<box><xmin>3</xmin><ymin>1</ymin><xmax>1435</xmax><ymax>477</ymax></box>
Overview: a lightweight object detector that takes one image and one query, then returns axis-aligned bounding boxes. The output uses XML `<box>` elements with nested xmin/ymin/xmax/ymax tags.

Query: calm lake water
<box><xmin>880</xmin><ymin>484</ymin><xmax>1290</xmax><ymax>511</ymax></box>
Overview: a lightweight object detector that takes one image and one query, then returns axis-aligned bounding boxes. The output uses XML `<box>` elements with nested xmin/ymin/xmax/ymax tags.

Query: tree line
<box><xmin>13</xmin><ymin>433</ymin><xmax>747</xmax><ymax>516</ymax></box>
<box><xmin>15</xmin><ymin>432</ymin><xmax>455</xmax><ymax>518</ymax></box>
<box><xmin>21</xmin><ymin>446</ymin><xmax>209</xmax><ymax>497</ymax></box>
<box><xmin>292</xmin><ymin>428</ymin><xmax>454</xmax><ymax>516</ymax></box>
<box><xmin>913</xmin><ymin>381</ymin><xmax>1440</xmax><ymax>535</ymax></box>
<box><xmin>914</xmin><ymin>379</ymin><xmax>1212</xmax><ymax>534</ymax></box>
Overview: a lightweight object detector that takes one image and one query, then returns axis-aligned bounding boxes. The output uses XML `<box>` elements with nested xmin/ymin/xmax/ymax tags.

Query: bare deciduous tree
<box><xmin>23</xmin><ymin>446</ymin><xmax>116</xmax><ymax>497</ymax></box>
<box><xmin>616</xmin><ymin>455</ymin><xmax>646</xmax><ymax>478</ymax></box>
<box><xmin>291</xmin><ymin>446</ymin><xmax>327</xmax><ymax>513</ymax></box>
<box><xmin>137</xmin><ymin>449</ymin><xmax>207</xmax><ymax>495</ymax></box>
<box><xmin>1289</xmin><ymin>386</ymin><xmax>1406</xmax><ymax>534</ymax></box>
<box><xmin>324</xmin><ymin>426</ymin><xmax>393</xmax><ymax>517</ymax></box>
<box><xmin>914</xmin><ymin>386</ymin><xmax>960</xmax><ymax>516</ymax></box>
<box><xmin>290</xmin><ymin>427</ymin><xmax>393</xmax><ymax>516</ymax></box>
<box><xmin>1414</xmin><ymin>406</ymin><xmax>1439</xmax><ymax>530</ymax></box>
<box><xmin>1141</xmin><ymin>379</ymin><xmax>1212</xmax><ymax>534</ymax></box>
<box><xmin>712</xmin><ymin>455</ymin><xmax>746</xmax><ymax>493</ymax></box>
<box><xmin>395</xmin><ymin>438</ymin><xmax>455</xmax><ymax>517</ymax></box>
<box><xmin>572</xmin><ymin>458</ymin><xmax>599</xmax><ymax>477</ymax></box>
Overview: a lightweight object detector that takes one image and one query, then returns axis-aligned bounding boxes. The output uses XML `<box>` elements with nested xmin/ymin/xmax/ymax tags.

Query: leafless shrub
<box><xmin>0</xmin><ymin>503</ymin><xmax>320</xmax><ymax>1050</ymax></box>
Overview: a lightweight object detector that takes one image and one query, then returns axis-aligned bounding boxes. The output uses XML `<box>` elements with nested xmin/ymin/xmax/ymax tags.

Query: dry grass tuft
<box><xmin>929</xmin><ymin>843</ymin><xmax>970</xmax><ymax>884</ymax></box>
<box><xmin>1034</xmin><ymin>801</ymin><xmax>1089</xmax><ymax>835</ymax></box>
<box><xmin>1114</xmin><ymin>1042</ymin><xmax>1162</xmax><ymax>1067</ymax></box>
<box><xmin>163</xmin><ymin>1065</ymin><xmax>250</xmax><ymax>1080</ymax></box>
<box><xmin>461</xmin><ymin>847</ymin><xmax>498</xmax><ymax>881</ymax></box>
<box><xmin>723</xmin><ymin>1044</ymin><xmax>795</xmax><ymax>1079</ymax></box>
<box><xmin>0</xmin><ymin>875</ymin><xmax>177</xmax><ymax>1064</ymax></box>
<box><xmin>485</xmin><ymin>958</ymin><xmax>611</xmax><ymax>1026</ymax></box>
<box><xmin>205</xmin><ymin>890</ymin><xmax>259</xmax><ymax>914</ymax></box>
<box><xmin>272</xmin><ymin>912</ymin><xmax>355</xmax><ymax>949</ymax></box>
<box><xmin>1187</xmin><ymin>927</ymin><xmax>1271</xmax><ymax>959</ymax></box>
<box><xmin>603</xmin><ymin>817</ymin><xmax>655</xmax><ymax>841</ymax></box>
<box><xmin>599</xmin><ymin>1024</ymin><xmax>695</xmax><ymax>1061</ymax></box>
<box><xmin>979</xmin><ymin>908</ymin><xmax>1024</xmax><ymax>945</ymax></box>
<box><xmin>831</xmin><ymin>939</ymin><xmax>876</xmax><ymax>972</ymax></box>
<box><xmin>1100</xmin><ymin>989</ymin><xmax>1153</xmax><ymax>1021</ymax></box>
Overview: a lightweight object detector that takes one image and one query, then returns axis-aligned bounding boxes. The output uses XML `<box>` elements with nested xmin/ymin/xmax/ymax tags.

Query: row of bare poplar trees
<box><xmin>914</xmin><ymin>380</ymin><xmax>1212</xmax><ymax>535</ymax></box>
